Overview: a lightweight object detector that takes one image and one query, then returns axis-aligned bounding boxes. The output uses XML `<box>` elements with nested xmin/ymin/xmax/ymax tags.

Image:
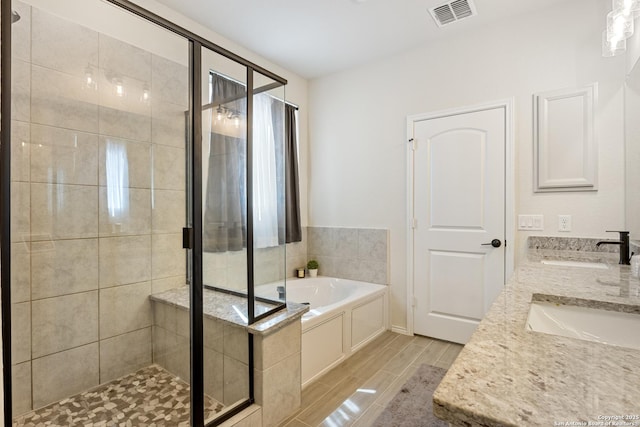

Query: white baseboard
<box><xmin>391</xmin><ymin>326</ymin><xmax>411</xmax><ymax>336</ymax></box>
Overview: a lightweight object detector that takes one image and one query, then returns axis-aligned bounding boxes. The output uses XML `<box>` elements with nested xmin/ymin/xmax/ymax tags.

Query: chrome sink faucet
<box><xmin>596</xmin><ymin>230</ymin><xmax>631</xmax><ymax>265</ymax></box>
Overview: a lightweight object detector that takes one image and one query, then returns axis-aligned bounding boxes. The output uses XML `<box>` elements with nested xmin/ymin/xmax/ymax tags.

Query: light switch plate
<box><xmin>518</xmin><ymin>214</ymin><xmax>544</xmax><ymax>231</ymax></box>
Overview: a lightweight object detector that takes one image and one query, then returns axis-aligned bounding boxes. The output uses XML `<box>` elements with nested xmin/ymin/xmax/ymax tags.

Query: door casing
<box><xmin>405</xmin><ymin>99</ymin><xmax>515</xmax><ymax>336</ymax></box>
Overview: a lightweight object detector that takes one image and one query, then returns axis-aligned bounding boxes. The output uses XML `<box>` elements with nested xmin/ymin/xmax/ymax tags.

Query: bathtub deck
<box><xmin>13</xmin><ymin>364</ymin><xmax>223</xmax><ymax>427</ymax></box>
<box><xmin>279</xmin><ymin>331</ymin><xmax>463</xmax><ymax>427</ymax></box>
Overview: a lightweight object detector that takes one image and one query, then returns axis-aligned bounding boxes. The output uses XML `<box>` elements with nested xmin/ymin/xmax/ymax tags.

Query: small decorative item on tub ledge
<box><xmin>307</xmin><ymin>260</ymin><xmax>319</xmax><ymax>277</ymax></box>
<box><xmin>297</xmin><ymin>267</ymin><xmax>305</xmax><ymax>278</ymax></box>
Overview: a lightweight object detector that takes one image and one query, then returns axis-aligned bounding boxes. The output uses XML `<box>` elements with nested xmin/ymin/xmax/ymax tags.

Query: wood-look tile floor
<box><xmin>280</xmin><ymin>331</ymin><xmax>463</xmax><ymax>427</ymax></box>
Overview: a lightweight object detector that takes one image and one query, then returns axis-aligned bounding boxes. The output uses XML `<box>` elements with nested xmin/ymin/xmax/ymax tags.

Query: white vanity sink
<box><xmin>526</xmin><ymin>301</ymin><xmax>640</xmax><ymax>350</ymax></box>
<box><xmin>540</xmin><ymin>259</ymin><xmax>608</xmax><ymax>269</ymax></box>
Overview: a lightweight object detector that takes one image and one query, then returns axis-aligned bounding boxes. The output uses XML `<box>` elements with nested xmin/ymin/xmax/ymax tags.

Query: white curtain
<box><xmin>105</xmin><ymin>139</ymin><xmax>130</xmax><ymax>221</ymax></box>
<box><xmin>252</xmin><ymin>94</ymin><xmax>279</xmax><ymax>248</ymax></box>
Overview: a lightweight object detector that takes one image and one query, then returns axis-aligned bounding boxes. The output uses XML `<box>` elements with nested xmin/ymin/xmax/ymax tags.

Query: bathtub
<box><xmin>257</xmin><ymin>277</ymin><xmax>389</xmax><ymax>386</ymax></box>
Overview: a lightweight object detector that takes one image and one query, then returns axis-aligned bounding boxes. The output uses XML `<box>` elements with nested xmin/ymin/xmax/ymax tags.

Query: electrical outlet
<box><xmin>558</xmin><ymin>215</ymin><xmax>572</xmax><ymax>232</ymax></box>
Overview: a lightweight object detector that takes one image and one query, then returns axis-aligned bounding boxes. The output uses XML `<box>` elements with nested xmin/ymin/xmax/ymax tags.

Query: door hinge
<box><xmin>182</xmin><ymin>227</ymin><xmax>194</xmax><ymax>249</ymax></box>
<box><xmin>408</xmin><ymin>138</ymin><xmax>417</xmax><ymax>151</ymax></box>
<box><xmin>412</xmin><ymin>218</ymin><xmax>418</xmax><ymax>229</ymax></box>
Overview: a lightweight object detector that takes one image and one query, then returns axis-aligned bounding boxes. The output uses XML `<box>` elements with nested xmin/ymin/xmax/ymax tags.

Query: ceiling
<box><xmin>154</xmin><ymin>0</ymin><xmax>570</xmax><ymax>79</ymax></box>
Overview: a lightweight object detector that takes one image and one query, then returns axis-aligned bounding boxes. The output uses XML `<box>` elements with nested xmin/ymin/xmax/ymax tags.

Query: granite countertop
<box><xmin>150</xmin><ymin>286</ymin><xmax>309</xmax><ymax>336</ymax></box>
<box><xmin>433</xmin><ymin>248</ymin><xmax>640</xmax><ymax>426</ymax></box>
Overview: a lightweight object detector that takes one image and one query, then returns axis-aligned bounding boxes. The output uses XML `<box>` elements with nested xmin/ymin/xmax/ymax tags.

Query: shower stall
<box><xmin>1</xmin><ymin>0</ymin><xmax>293</xmax><ymax>425</ymax></box>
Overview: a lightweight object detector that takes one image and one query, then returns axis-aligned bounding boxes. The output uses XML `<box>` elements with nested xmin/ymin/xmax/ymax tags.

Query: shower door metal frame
<box><xmin>0</xmin><ymin>1</ymin><xmax>288</xmax><ymax>425</ymax></box>
<box><xmin>1</xmin><ymin>0</ymin><xmax>14</xmax><ymax>425</ymax></box>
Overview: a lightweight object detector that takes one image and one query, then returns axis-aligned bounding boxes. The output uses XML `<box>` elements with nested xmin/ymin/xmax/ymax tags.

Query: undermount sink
<box><xmin>526</xmin><ymin>301</ymin><xmax>640</xmax><ymax>350</ymax></box>
<box><xmin>540</xmin><ymin>259</ymin><xmax>608</xmax><ymax>269</ymax></box>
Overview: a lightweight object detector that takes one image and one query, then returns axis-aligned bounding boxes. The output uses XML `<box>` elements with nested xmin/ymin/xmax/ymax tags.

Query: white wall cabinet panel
<box><xmin>534</xmin><ymin>84</ymin><xmax>597</xmax><ymax>192</ymax></box>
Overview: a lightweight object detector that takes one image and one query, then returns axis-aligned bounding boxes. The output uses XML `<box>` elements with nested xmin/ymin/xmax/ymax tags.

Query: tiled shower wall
<box><xmin>10</xmin><ymin>3</ymin><xmax>187</xmax><ymax>415</ymax></box>
<box><xmin>307</xmin><ymin>227</ymin><xmax>389</xmax><ymax>285</ymax></box>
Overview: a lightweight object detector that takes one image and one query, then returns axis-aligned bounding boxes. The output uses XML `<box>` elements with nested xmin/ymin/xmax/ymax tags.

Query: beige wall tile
<box><xmin>152</xmin><ymin>326</ymin><xmax>174</xmax><ymax>370</ymax></box>
<box><xmin>334</xmin><ymin>228</ymin><xmax>358</xmax><ymax>258</ymax></box>
<box><xmin>165</xmin><ymin>333</ymin><xmax>190</xmax><ymax>383</ymax></box>
<box><xmin>97</xmin><ymin>69</ymin><xmax>150</xmax><ymax>117</ymax></box>
<box><xmin>31</xmin><ymin>65</ymin><xmax>99</xmax><ymax>133</ymax></box>
<box><xmin>31</xmin><ymin>238</ymin><xmax>99</xmax><ymax>299</ymax></box>
<box><xmin>205</xmin><ymin>347</ymin><xmax>224</xmax><ymax>403</ymax></box>
<box><xmin>99</xmin><ymin>187</ymin><xmax>151</xmax><ymax>236</ymax></box>
<box><xmin>99</xmin><ymin>34</ymin><xmax>151</xmax><ymax>83</ymax></box>
<box><xmin>32</xmin><ymin>291</ymin><xmax>99</xmax><ymax>358</ymax></box>
<box><xmin>176</xmin><ymin>307</ymin><xmax>189</xmax><ymax>338</ymax></box>
<box><xmin>99</xmin><ymin>235</ymin><xmax>151</xmax><ymax>288</ymax></box>
<box><xmin>152</xmin><ymin>233</ymin><xmax>185</xmax><ymax>279</ymax></box>
<box><xmin>152</xmin><ymin>55</ymin><xmax>188</xmax><ymax>107</ymax></box>
<box><xmin>151</xmin><ymin>276</ymin><xmax>185</xmax><ymax>294</ymax></box>
<box><xmin>11</xmin><ymin>242</ymin><xmax>30</xmax><ymax>303</ymax></box>
<box><xmin>152</xmin><ymin>300</ymin><xmax>176</xmax><ymax>333</ymax></box>
<box><xmin>32</xmin><ymin>343</ymin><xmax>99</xmax><ymax>409</ymax></box>
<box><xmin>255</xmin><ymin>351</ymin><xmax>301</xmax><ymax>427</ymax></box>
<box><xmin>152</xmin><ymin>100</ymin><xmax>187</xmax><ymax>148</ymax></box>
<box><xmin>358</xmin><ymin>229</ymin><xmax>388</xmax><ymax>262</ymax></box>
<box><xmin>223</xmin><ymin>355</ymin><xmax>249</xmax><ymax>406</ymax></box>
<box><xmin>11</xmin><ymin>120</ymin><xmax>30</xmax><ymax>182</ymax></box>
<box><xmin>31</xmin><ymin>183</ymin><xmax>98</xmax><ymax>240</ymax></box>
<box><xmin>11</xmin><ymin>59</ymin><xmax>30</xmax><ymax>122</ymax></box>
<box><xmin>31</xmin><ymin>7</ymin><xmax>98</xmax><ymax>76</ymax></box>
<box><xmin>98</xmin><ymin>136</ymin><xmax>152</xmax><ymax>188</ymax></box>
<box><xmin>99</xmin><ymin>327</ymin><xmax>152</xmax><ymax>383</ymax></box>
<box><xmin>204</xmin><ymin>316</ymin><xmax>224</xmax><ymax>352</ymax></box>
<box><xmin>152</xmin><ymin>145</ymin><xmax>185</xmax><ymax>191</ymax></box>
<box><xmin>224</xmin><ymin>324</ymin><xmax>249</xmax><ymax>364</ymax></box>
<box><xmin>12</xmin><ymin>361</ymin><xmax>32</xmax><ymax>416</ymax></box>
<box><xmin>12</xmin><ymin>302</ymin><xmax>30</xmax><ymax>364</ymax></box>
<box><xmin>30</xmin><ymin>124</ymin><xmax>99</xmax><ymax>186</ymax></box>
<box><xmin>152</xmin><ymin>189</ymin><xmax>185</xmax><ymax>234</ymax></box>
<box><xmin>99</xmin><ymin>107</ymin><xmax>151</xmax><ymax>142</ymax></box>
<box><xmin>217</xmin><ymin>405</ymin><xmax>262</xmax><ymax>427</ymax></box>
<box><xmin>100</xmin><ymin>281</ymin><xmax>152</xmax><ymax>339</ymax></box>
<box><xmin>12</xmin><ymin>1</ymin><xmax>31</xmax><ymax>63</ymax></box>
<box><xmin>255</xmin><ymin>321</ymin><xmax>301</xmax><ymax>371</ymax></box>
<box><xmin>11</xmin><ymin>182</ymin><xmax>29</xmax><ymax>242</ymax></box>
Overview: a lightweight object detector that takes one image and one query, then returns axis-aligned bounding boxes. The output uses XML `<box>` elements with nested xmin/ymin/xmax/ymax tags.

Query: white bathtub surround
<box><xmin>307</xmin><ymin>227</ymin><xmax>389</xmax><ymax>285</ymax></box>
<box><xmin>257</xmin><ymin>277</ymin><xmax>389</xmax><ymax>387</ymax></box>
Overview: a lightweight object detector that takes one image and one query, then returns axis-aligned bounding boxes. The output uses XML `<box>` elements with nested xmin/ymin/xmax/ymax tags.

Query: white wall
<box><xmin>626</xmin><ymin>32</ymin><xmax>640</xmax><ymax>238</ymax></box>
<box><xmin>308</xmin><ymin>0</ymin><xmax>627</xmax><ymax>331</ymax></box>
<box><xmin>627</xmin><ymin>16</ymin><xmax>640</xmax><ymax>74</ymax></box>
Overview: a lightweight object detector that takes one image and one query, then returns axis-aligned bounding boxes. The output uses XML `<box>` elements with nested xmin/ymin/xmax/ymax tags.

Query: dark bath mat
<box><xmin>372</xmin><ymin>364</ymin><xmax>448</xmax><ymax>427</ymax></box>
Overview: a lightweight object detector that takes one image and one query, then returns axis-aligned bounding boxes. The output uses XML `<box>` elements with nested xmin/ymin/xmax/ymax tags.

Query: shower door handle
<box><xmin>481</xmin><ymin>239</ymin><xmax>502</xmax><ymax>248</ymax></box>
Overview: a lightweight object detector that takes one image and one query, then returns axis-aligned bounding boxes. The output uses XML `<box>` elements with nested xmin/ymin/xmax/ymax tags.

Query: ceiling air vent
<box><xmin>429</xmin><ymin>0</ymin><xmax>477</xmax><ymax>27</ymax></box>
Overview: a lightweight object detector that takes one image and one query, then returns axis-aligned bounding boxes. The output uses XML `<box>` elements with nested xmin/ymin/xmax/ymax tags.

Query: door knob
<box><xmin>481</xmin><ymin>239</ymin><xmax>502</xmax><ymax>248</ymax></box>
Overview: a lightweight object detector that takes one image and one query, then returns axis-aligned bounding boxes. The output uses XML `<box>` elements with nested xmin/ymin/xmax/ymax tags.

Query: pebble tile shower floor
<box><xmin>12</xmin><ymin>365</ymin><xmax>223</xmax><ymax>427</ymax></box>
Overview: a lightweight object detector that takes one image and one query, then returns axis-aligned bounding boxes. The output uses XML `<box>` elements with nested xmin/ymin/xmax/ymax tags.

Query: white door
<box><xmin>412</xmin><ymin>106</ymin><xmax>506</xmax><ymax>344</ymax></box>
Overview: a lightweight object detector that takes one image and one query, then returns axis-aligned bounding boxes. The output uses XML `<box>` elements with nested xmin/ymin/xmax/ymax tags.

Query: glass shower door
<box><xmin>8</xmin><ymin>0</ymin><xmax>192</xmax><ymax>424</ymax></box>
<box><xmin>200</xmin><ymin>46</ymin><xmax>252</xmax><ymax>424</ymax></box>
